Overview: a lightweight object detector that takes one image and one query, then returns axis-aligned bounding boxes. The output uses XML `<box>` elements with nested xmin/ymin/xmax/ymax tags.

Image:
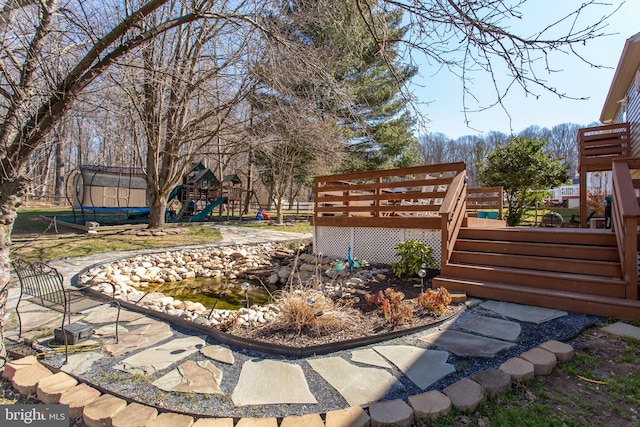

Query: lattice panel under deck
<box><xmin>353</xmin><ymin>228</ymin><xmax>405</xmax><ymax>266</ymax></box>
<box><xmin>314</xmin><ymin>227</ymin><xmax>353</xmax><ymax>261</ymax></box>
<box><xmin>314</xmin><ymin>226</ymin><xmax>442</xmax><ymax>268</ymax></box>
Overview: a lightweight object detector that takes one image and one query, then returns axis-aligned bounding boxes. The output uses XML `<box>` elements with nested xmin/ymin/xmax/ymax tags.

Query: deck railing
<box><xmin>313</xmin><ymin>162</ymin><xmax>466</xmax><ymax>230</ymax></box>
<box><xmin>611</xmin><ymin>159</ymin><xmax>640</xmax><ymax>300</ymax></box>
<box><xmin>578</xmin><ymin>123</ymin><xmax>631</xmax><ymax>227</ymax></box>
<box><xmin>466</xmin><ymin>186</ymin><xmax>503</xmax><ymax>220</ymax></box>
<box><xmin>313</xmin><ymin>162</ymin><xmax>467</xmax><ymax>266</ymax></box>
<box><xmin>440</xmin><ymin>170</ymin><xmax>467</xmax><ymax>266</ymax></box>
<box><xmin>578</xmin><ymin>123</ymin><xmax>631</xmax><ymax>170</ymax></box>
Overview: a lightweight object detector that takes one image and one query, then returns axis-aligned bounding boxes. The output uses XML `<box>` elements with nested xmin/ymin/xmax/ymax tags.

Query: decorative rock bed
<box><xmin>79</xmin><ymin>243</ymin><xmax>390</xmax><ymax>330</ymax></box>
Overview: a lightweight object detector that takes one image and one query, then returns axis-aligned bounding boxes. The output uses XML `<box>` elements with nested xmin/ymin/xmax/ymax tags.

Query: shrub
<box><xmin>365</xmin><ymin>288</ymin><xmax>413</xmax><ymax>327</ymax></box>
<box><xmin>417</xmin><ymin>287</ymin><xmax>452</xmax><ymax>313</ymax></box>
<box><xmin>391</xmin><ymin>240</ymin><xmax>436</xmax><ymax>279</ymax></box>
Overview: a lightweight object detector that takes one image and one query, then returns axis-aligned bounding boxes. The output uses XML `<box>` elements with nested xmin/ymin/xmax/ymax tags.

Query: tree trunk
<box><xmin>275</xmin><ymin>196</ymin><xmax>284</xmax><ymax>225</ymax></box>
<box><xmin>37</xmin><ymin>145</ymin><xmax>55</xmax><ymax>199</ymax></box>
<box><xmin>148</xmin><ymin>192</ymin><xmax>167</xmax><ymax>229</ymax></box>
<box><xmin>0</xmin><ymin>177</ymin><xmax>29</xmax><ymax>368</ymax></box>
<box><xmin>54</xmin><ymin>137</ymin><xmax>66</xmax><ymax>204</ymax></box>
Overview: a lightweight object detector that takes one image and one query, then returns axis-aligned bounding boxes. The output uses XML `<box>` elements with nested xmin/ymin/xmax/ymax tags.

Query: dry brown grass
<box><xmin>270</xmin><ymin>284</ymin><xmax>361</xmax><ymax>336</ymax></box>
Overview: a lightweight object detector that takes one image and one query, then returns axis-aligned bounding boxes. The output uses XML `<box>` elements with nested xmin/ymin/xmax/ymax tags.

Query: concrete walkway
<box><xmin>2</xmin><ymin>225</ymin><xmax>602</xmax><ymax>425</ymax></box>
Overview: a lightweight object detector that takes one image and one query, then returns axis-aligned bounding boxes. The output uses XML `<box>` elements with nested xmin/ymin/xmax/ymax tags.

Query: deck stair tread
<box><xmin>433</xmin><ymin>276</ymin><xmax>640</xmax><ymax>320</ymax></box>
<box><xmin>457</xmin><ymin>227</ymin><xmax>616</xmax><ymax>246</ymax></box>
<box><xmin>450</xmin><ymin>250</ymin><xmax>622</xmax><ymax>277</ymax></box>
<box><xmin>442</xmin><ymin>263</ymin><xmax>625</xmax><ymax>297</ymax></box>
<box><xmin>454</xmin><ymin>239</ymin><xmax>618</xmax><ymax>261</ymax></box>
<box><xmin>439</xmin><ymin>226</ymin><xmax>638</xmax><ymax>319</ymax></box>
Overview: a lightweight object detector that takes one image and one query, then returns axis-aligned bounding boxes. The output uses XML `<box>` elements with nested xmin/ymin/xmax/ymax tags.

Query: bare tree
<box><xmin>548</xmin><ymin>123</ymin><xmax>580</xmax><ymax>179</ymax></box>
<box><xmin>369</xmin><ymin>0</ymin><xmax>618</xmax><ymax>130</ymax></box>
<box><xmin>0</xmin><ymin>0</ymin><xmax>237</xmax><ymax>366</ymax></box>
<box><xmin>110</xmin><ymin>0</ymin><xmax>265</xmax><ymax>228</ymax></box>
<box><xmin>0</xmin><ymin>0</ymin><xmax>622</xmax><ymax>366</ymax></box>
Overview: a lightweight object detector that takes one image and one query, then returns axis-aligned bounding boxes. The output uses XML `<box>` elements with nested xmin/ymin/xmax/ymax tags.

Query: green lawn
<box><xmin>9</xmin><ymin>206</ymin><xmax>311</xmax><ymax>263</ymax></box>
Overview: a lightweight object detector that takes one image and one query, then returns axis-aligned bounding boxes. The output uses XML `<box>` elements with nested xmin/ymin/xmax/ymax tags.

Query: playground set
<box><xmin>65</xmin><ymin>162</ymin><xmax>248</xmax><ymax>226</ymax></box>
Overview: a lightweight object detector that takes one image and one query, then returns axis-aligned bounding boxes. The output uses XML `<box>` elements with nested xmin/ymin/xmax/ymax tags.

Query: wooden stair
<box><xmin>433</xmin><ymin>227</ymin><xmax>640</xmax><ymax>320</ymax></box>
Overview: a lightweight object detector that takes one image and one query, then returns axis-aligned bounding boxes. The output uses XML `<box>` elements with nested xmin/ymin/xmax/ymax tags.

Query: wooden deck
<box><xmin>434</xmin><ymin>227</ymin><xmax>640</xmax><ymax>320</ymax></box>
<box><xmin>313</xmin><ymin>160</ymin><xmax>640</xmax><ymax>320</ymax></box>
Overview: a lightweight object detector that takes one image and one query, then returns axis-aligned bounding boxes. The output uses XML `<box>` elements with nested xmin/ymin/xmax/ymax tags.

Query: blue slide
<box><xmin>190</xmin><ymin>197</ymin><xmax>227</xmax><ymax>221</ymax></box>
<box><xmin>167</xmin><ymin>184</ymin><xmax>184</xmax><ymax>203</ymax></box>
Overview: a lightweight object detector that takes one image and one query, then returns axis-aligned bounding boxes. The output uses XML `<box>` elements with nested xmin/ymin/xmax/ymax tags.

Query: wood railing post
<box><xmin>440</xmin><ymin>213</ymin><xmax>449</xmax><ymax>268</ymax></box>
<box><xmin>612</xmin><ymin>160</ymin><xmax>640</xmax><ymax>300</ymax></box>
<box><xmin>624</xmin><ymin>216</ymin><xmax>638</xmax><ymax>300</ymax></box>
<box><xmin>374</xmin><ymin>177</ymin><xmax>382</xmax><ymax>217</ymax></box>
<box><xmin>580</xmin><ymin>166</ymin><xmax>587</xmax><ymax>228</ymax></box>
<box><xmin>497</xmin><ymin>186</ymin><xmax>504</xmax><ymax>220</ymax></box>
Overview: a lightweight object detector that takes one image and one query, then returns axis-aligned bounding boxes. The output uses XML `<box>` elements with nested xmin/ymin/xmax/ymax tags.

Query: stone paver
<box><xmin>6</xmin><ymin>303</ymin><xmax>60</xmax><ymax>338</ymax></box>
<box><xmin>307</xmin><ymin>356</ymin><xmax>401</xmax><ymax>406</ymax></box>
<box><xmin>471</xmin><ymin>368</ymin><xmax>511</xmax><ymax>395</ymax></box>
<box><xmin>148</xmin><ymin>412</ymin><xmax>195</xmax><ymax>427</ymax></box>
<box><xmin>83</xmin><ymin>306</ymin><xmax>144</xmax><ymax>324</ymax></box>
<box><xmin>103</xmin><ymin>320</ymin><xmax>173</xmax><ymax>357</ymax></box>
<box><xmin>83</xmin><ymin>394</ymin><xmax>127</xmax><ymax>427</ymax></box>
<box><xmin>61</xmin><ymin>351</ymin><xmax>105</xmax><ymax>375</ymax></box>
<box><xmin>232</xmin><ymin>359</ymin><xmax>317</xmax><ymax>406</ymax></box>
<box><xmin>480</xmin><ymin>300</ymin><xmax>567</xmax><ymax>324</ymax></box>
<box><xmin>200</xmin><ymin>345</ymin><xmax>235</xmax><ymax>365</ymax></box>
<box><xmin>602</xmin><ymin>322</ymin><xmax>640</xmax><ymax>340</ymax></box>
<box><xmin>351</xmin><ymin>348</ymin><xmax>392</xmax><ymax>368</ymax></box>
<box><xmin>153</xmin><ymin>360</ymin><xmax>223</xmax><ymax>394</ymax></box>
<box><xmin>192</xmin><ymin>419</ymin><xmax>234</xmax><ymax>427</ymax></box>
<box><xmin>114</xmin><ymin>336</ymin><xmax>205</xmax><ymax>375</ymax></box>
<box><xmin>2</xmin><ymin>355</ymin><xmax>39</xmax><ymax>379</ymax></box>
<box><xmin>111</xmin><ymin>402</ymin><xmax>158</xmax><ymax>427</ymax></box>
<box><xmin>373</xmin><ymin>345</ymin><xmax>455</xmax><ymax>389</ymax></box>
<box><xmin>59</xmin><ymin>383</ymin><xmax>101</xmax><ymax>419</ymax></box>
<box><xmin>368</xmin><ymin>398</ymin><xmax>414</xmax><ymax>427</ymax></box>
<box><xmin>519</xmin><ymin>348</ymin><xmax>557</xmax><ymax>375</ymax></box>
<box><xmin>235</xmin><ymin>417</ymin><xmax>278</xmax><ymax>427</ymax></box>
<box><xmin>443</xmin><ymin>378</ymin><xmax>484</xmax><ymax>412</ymax></box>
<box><xmin>499</xmin><ymin>357</ymin><xmax>535</xmax><ymax>382</ymax></box>
<box><xmin>539</xmin><ymin>340</ymin><xmax>574</xmax><ymax>362</ymax></box>
<box><xmin>324</xmin><ymin>406</ymin><xmax>371</xmax><ymax>427</ymax></box>
<box><xmin>2</xmin><ymin>226</ymin><xmax>590</xmax><ymax>422</ymax></box>
<box><xmin>36</xmin><ymin>371</ymin><xmax>78</xmax><ymax>403</ymax></box>
<box><xmin>280</xmin><ymin>413</ymin><xmax>325</xmax><ymax>427</ymax></box>
<box><xmin>93</xmin><ymin>324</ymin><xmax>128</xmax><ymax>338</ymax></box>
<box><xmin>408</xmin><ymin>390</ymin><xmax>452</xmax><ymax>421</ymax></box>
<box><xmin>12</xmin><ymin>362</ymin><xmax>53</xmax><ymax>395</ymax></box>
<box><xmin>458</xmin><ymin>315</ymin><xmax>521</xmax><ymax>341</ymax></box>
<box><xmin>419</xmin><ymin>330</ymin><xmax>515</xmax><ymax>357</ymax></box>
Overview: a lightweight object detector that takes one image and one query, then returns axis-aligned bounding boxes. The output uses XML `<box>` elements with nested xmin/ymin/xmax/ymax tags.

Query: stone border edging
<box><xmin>83</xmin><ymin>285</ymin><xmax>464</xmax><ymax>357</ymax></box>
<box><xmin>73</xmin><ymin>255</ymin><xmax>465</xmax><ymax>358</ymax></box>
<box><xmin>3</xmin><ymin>339</ymin><xmax>576</xmax><ymax>426</ymax></box>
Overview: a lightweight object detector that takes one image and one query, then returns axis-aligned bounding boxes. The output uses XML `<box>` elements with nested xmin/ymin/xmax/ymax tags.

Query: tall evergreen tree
<box><xmin>252</xmin><ymin>1</ymin><xmax>420</xmax><ymax>174</ymax></box>
<box><xmin>334</xmin><ymin>6</ymin><xmax>421</xmax><ymax>172</ymax></box>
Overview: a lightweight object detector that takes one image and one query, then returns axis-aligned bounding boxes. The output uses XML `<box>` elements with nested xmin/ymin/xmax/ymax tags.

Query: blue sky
<box><xmin>410</xmin><ymin>0</ymin><xmax>638</xmax><ymax>139</ymax></box>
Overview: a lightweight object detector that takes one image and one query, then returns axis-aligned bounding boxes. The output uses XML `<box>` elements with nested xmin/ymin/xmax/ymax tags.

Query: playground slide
<box><xmin>128</xmin><ymin>185</ymin><xmax>185</xmax><ymax>220</ymax></box>
<box><xmin>167</xmin><ymin>184</ymin><xmax>184</xmax><ymax>203</ymax></box>
<box><xmin>190</xmin><ymin>197</ymin><xmax>227</xmax><ymax>221</ymax></box>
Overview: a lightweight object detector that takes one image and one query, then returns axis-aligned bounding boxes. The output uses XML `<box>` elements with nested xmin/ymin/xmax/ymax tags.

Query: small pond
<box><xmin>133</xmin><ymin>277</ymin><xmax>279</xmax><ymax>310</ymax></box>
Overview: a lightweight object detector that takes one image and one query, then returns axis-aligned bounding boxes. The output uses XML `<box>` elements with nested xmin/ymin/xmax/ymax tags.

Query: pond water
<box><xmin>133</xmin><ymin>277</ymin><xmax>278</xmax><ymax>310</ymax></box>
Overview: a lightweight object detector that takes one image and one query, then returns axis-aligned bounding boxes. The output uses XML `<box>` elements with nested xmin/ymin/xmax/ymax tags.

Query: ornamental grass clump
<box><xmin>271</xmin><ymin>284</ymin><xmax>360</xmax><ymax>337</ymax></box>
